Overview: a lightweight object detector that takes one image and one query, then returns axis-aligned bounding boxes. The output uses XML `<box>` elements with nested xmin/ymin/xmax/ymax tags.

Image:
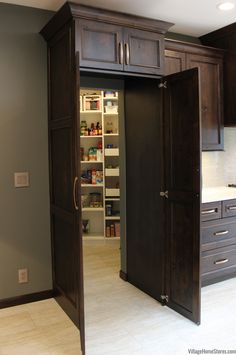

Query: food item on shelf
<box><xmin>97</xmin><ymin>140</ymin><xmax>102</xmax><ymax>149</ymax></box>
<box><xmin>80</xmin><ymin>147</ymin><xmax>84</xmax><ymax>160</ymax></box>
<box><xmin>106</xmin><ymin>226</ymin><xmax>111</xmax><ymax>238</ymax></box>
<box><xmin>96</xmin><ymin>170</ymin><xmax>103</xmax><ymax>185</ymax></box>
<box><xmin>114</xmin><ymin>223</ymin><xmax>120</xmax><ymax>237</ymax></box>
<box><xmin>106</xmin><ymin>120</ymin><xmax>113</xmax><ymax>134</ymax></box>
<box><xmin>81</xmin><ymin>170</ymin><xmax>91</xmax><ymax>184</ymax></box>
<box><xmin>88</xmin><ymin>147</ymin><xmax>97</xmax><ymax>161</ymax></box>
<box><xmin>106</xmin><ymin>204</ymin><xmax>112</xmax><ymax>216</ymax></box>
<box><xmin>80</xmin><ymin>120</ymin><xmax>87</xmax><ymax>136</ymax></box>
<box><xmin>91</xmin><ymin>169</ymin><xmax>96</xmax><ymax>184</ymax></box>
<box><xmin>89</xmin><ymin>192</ymin><xmax>102</xmax><ymax>208</ymax></box>
<box><xmin>110</xmin><ymin>224</ymin><xmax>115</xmax><ymax>237</ymax></box>
<box><xmin>104</xmin><ymin>91</ymin><xmax>116</xmax><ymax>98</ymax></box>
<box><xmin>96</xmin><ymin>149</ymin><xmax>103</xmax><ymax>162</ymax></box>
<box><xmin>81</xmin><ymin>194</ymin><xmax>89</xmax><ymax>208</ymax></box>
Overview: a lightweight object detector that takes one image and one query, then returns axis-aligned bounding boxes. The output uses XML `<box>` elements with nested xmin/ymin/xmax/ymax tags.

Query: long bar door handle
<box><xmin>213</xmin><ymin>230</ymin><xmax>229</xmax><ymax>236</ymax></box>
<box><xmin>214</xmin><ymin>258</ymin><xmax>229</xmax><ymax>265</ymax></box>
<box><xmin>201</xmin><ymin>209</ymin><xmax>216</xmax><ymax>215</ymax></box>
<box><xmin>227</xmin><ymin>206</ymin><xmax>236</xmax><ymax>210</ymax></box>
<box><xmin>124</xmin><ymin>43</ymin><xmax>130</xmax><ymax>65</ymax></box>
<box><xmin>119</xmin><ymin>42</ymin><xmax>124</xmax><ymax>64</ymax></box>
<box><xmin>73</xmin><ymin>176</ymin><xmax>79</xmax><ymax>211</ymax></box>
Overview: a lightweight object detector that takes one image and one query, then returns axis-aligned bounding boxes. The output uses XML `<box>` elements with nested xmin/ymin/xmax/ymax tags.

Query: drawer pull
<box><xmin>201</xmin><ymin>209</ymin><xmax>216</xmax><ymax>215</ymax></box>
<box><xmin>213</xmin><ymin>230</ymin><xmax>229</xmax><ymax>236</ymax></box>
<box><xmin>214</xmin><ymin>258</ymin><xmax>229</xmax><ymax>265</ymax></box>
<box><xmin>227</xmin><ymin>205</ymin><xmax>236</xmax><ymax>211</ymax></box>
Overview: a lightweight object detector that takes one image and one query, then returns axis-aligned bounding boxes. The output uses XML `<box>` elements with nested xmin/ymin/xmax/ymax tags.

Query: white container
<box><xmin>104</xmin><ymin>105</ymin><xmax>118</xmax><ymax>114</ymax></box>
<box><xmin>105</xmin><ymin>168</ymin><xmax>120</xmax><ymax>176</ymax></box>
<box><xmin>106</xmin><ymin>188</ymin><xmax>120</xmax><ymax>197</ymax></box>
<box><xmin>105</xmin><ymin>148</ymin><xmax>119</xmax><ymax>156</ymax></box>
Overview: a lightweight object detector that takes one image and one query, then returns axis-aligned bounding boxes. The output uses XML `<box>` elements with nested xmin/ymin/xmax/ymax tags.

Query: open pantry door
<box><xmin>161</xmin><ymin>68</ymin><xmax>201</xmax><ymax>324</ymax></box>
<box><xmin>47</xmin><ymin>25</ymin><xmax>85</xmax><ymax>354</ymax></box>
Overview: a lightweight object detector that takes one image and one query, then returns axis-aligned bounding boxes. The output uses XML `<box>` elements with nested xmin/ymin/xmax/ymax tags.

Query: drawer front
<box><xmin>202</xmin><ymin>246</ymin><xmax>236</xmax><ymax>274</ymax></box>
<box><xmin>202</xmin><ymin>218</ymin><xmax>236</xmax><ymax>246</ymax></box>
<box><xmin>201</xmin><ymin>202</ymin><xmax>221</xmax><ymax>221</ymax></box>
<box><xmin>223</xmin><ymin>199</ymin><xmax>236</xmax><ymax>218</ymax></box>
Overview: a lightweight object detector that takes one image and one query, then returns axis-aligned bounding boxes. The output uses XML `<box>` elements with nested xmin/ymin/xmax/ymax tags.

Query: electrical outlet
<box><xmin>18</xmin><ymin>268</ymin><xmax>28</xmax><ymax>283</ymax></box>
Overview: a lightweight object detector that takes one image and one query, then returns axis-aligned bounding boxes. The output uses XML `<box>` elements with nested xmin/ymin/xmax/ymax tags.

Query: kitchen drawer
<box><xmin>222</xmin><ymin>199</ymin><xmax>236</xmax><ymax>218</ymax></box>
<box><xmin>202</xmin><ymin>244</ymin><xmax>236</xmax><ymax>274</ymax></box>
<box><xmin>201</xmin><ymin>201</ymin><xmax>221</xmax><ymax>221</ymax></box>
<box><xmin>202</xmin><ymin>217</ymin><xmax>236</xmax><ymax>251</ymax></box>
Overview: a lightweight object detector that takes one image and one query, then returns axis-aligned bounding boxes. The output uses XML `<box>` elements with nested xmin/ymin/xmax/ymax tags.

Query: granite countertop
<box><xmin>202</xmin><ymin>186</ymin><xmax>236</xmax><ymax>203</ymax></box>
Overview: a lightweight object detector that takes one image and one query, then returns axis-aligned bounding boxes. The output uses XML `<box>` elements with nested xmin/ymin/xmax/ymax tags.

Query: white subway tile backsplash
<box><xmin>202</xmin><ymin>128</ymin><xmax>236</xmax><ymax>188</ymax></box>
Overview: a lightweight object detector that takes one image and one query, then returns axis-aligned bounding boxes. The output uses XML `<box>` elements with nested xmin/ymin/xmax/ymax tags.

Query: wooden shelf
<box><xmin>81</xmin><ymin>161</ymin><xmax>103</xmax><ymax>164</ymax></box>
<box><xmin>82</xmin><ymin>207</ymin><xmax>104</xmax><ymax>212</ymax></box>
<box><xmin>105</xmin><ymin>198</ymin><xmax>120</xmax><ymax>201</ymax></box>
<box><xmin>104</xmin><ymin>133</ymin><xmax>119</xmax><ymax>136</ymax></box>
<box><xmin>80</xmin><ymin>110</ymin><xmax>102</xmax><ymax>113</ymax></box>
<box><xmin>105</xmin><ymin>216</ymin><xmax>120</xmax><ymax>220</ymax></box>
<box><xmin>81</xmin><ymin>184</ymin><xmax>104</xmax><ymax>187</ymax></box>
<box><xmin>80</xmin><ymin>135</ymin><xmax>103</xmax><ymax>138</ymax></box>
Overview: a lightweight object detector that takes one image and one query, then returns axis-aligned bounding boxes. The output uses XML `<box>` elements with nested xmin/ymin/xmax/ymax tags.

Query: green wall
<box><xmin>0</xmin><ymin>4</ymin><xmax>53</xmax><ymax>299</ymax></box>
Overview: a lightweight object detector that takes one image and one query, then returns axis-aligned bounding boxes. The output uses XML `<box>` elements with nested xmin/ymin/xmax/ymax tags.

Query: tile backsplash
<box><xmin>202</xmin><ymin>127</ymin><xmax>236</xmax><ymax>188</ymax></box>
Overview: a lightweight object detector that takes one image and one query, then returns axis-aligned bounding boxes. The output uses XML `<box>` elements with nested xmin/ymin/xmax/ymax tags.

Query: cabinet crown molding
<box><xmin>40</xmin><ymin>1</ymin><xmax>173</xmax><ymax>41</ymax></box>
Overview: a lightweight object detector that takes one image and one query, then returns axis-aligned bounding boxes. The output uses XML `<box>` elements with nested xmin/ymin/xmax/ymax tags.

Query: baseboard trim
<box><xmin>0</xmin><ymin>289</ymin><xmax>54</xmax><ymax>309</ymax></box>
<box><xmin>119</xmin><ymin>270</ymin><xmax>128</xmax><ymax>281</ymax></box>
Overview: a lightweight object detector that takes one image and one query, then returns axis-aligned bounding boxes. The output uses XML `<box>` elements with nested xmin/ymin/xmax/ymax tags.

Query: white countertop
<box><xmin>202</xmin><ymin>186</ymin><xmax>236</xmax><ymax>203</ymax></box>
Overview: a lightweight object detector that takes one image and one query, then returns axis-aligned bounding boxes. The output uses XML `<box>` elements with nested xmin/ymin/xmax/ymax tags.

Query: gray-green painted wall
<box><xmin>0</xmin><ymin>4</ymin><xmax>53</xmax><ymax>299</ymax></box>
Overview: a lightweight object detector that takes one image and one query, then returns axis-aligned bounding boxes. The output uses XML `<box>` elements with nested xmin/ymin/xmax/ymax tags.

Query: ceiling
<box><xmin>1</xmin><ymin>0</ymin><xmax>236</xmax><ymax>36</ymax></box>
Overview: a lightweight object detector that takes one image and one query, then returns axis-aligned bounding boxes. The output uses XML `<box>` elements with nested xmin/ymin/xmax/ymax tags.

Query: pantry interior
<box><xmin>80</xmin><ymin>77</ymin><xmax>127</xmax><ymax>287</ymax></box>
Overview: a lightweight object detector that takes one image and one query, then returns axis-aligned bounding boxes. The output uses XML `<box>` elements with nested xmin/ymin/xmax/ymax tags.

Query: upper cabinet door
<box><xmin>187</xmin><ymin>54</ymin><xmax>224</xmax><ymax>151</ymax></box>
<box><xmin>123</xmin><ymin>28</ymin><xmax>164</xmax><ymax>75</ymax></box>
<box><xmin>76</xmin><ymin>19</ymin><xmax>124</xmax><ymax>71</ymax></box>
<box><xmin>164</xmin><ymin>49</ymin><xmax>186</xmax><ymax>75</ymax></box>
<box><xmin>162</xmin><ymin>68</ymin><xmax>201</xmax><ymax>324</ymax></box>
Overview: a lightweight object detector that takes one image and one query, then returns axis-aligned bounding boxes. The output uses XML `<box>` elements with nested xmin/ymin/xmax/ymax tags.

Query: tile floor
<box><xmin>0</xmin><ymin>299</ymin><xmax>81</xmax><ymax>355</ymax></box>
<box><xmin>1</xmin><ymin>239</ymin><xmax>236</xmax><ymax>355</ymax></box>
<box><xmin>83</xmin><ymin>239</ymin><xmax>236</xmax><ymax>355</ymax></box>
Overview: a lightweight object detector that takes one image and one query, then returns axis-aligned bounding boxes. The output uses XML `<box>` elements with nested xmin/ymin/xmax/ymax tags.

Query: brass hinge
<box><xmin>158</xmin><ymin>81</ymin><xmax>167</xmax><ymax>89</ymax></box>
<box><xmin>161</xmin><ymin>294</ymin><xmax>169</xmax><ymax>302</ymax></box>
<box><xmin>160</xmin><ymin>190</ymin><xmax>168</xmax><ymax>199</ymax></box>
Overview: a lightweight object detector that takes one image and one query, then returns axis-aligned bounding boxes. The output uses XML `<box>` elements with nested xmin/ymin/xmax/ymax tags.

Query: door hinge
<box><xmin>158</xmin><ymin>81</ymin><xmax>167</xmax><ymax>89</ymax></box>
<box><xmin>160</xmin><ymin>190</ymin><xmax>168</xmax><ymax>199</ymax></box>
<box><xmin>161</xmin><ymin>294</ymin><xmax>169</xmax><ymax>302</ymax></box>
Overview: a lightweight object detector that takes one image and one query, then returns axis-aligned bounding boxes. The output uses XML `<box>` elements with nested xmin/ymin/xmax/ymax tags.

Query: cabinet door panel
<box><xmin>49</xmin><ymin>27</ymin><xmax>85</xmax><ymax>353</ymax></box>
<box><xmin>163</xmin><ymin>68</ymin><xmax>201</xmax><ymax>324</ymax></box>
<box><xmin>187</xmin><ymin>54</ymin><xmax>223</xmax><ymax>151</ymax></box>
<box><xmin>164</xmin><ymin>49</ymin><xmax>186</xmax><ymax>75</ymax></box>
<box><xmin>76</xmin><ymin>19</ymin><xmax>123</xmax><ymax>71</ymax></box>
<box><xmin>124</xmin><ymin>28</ymin><xmax>164</xmax><ymax>75</ymax></box>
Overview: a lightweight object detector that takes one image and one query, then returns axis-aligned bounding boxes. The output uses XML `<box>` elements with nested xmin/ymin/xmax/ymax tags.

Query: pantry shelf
<box><xmin>82</xmin><ymin>208</ymin><xmax>104</xmax><ymax>212</ymax></box>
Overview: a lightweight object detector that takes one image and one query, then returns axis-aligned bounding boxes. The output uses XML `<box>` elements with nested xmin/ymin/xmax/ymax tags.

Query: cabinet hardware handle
<box><xmin>125</xmin><ymin>43</ymin><xmax>130</xmax><ymax>65</ymax></box>
<box><xmin>73</xmin><ymin>176</ymin><xmax>79</xmax><ymax>211</ymax></box>
<box><xmin>201</xmin><ymin>209</ymin><xmax>216</xmax><ymax>215</ymax></box>
<box><xmin>214</xmin><ymin>258</ymin><xmax>229</xmax><ymax>265</ymax></box>
<box><xmin>160</xmin><ymin>190</ymin><xmax>168</xmax><ymax>199</ymax></box>
<box><xmin>119</xmin><ymin>42</ymin><xmax>124</xmax><ymax>64</ymax></box>
<box><xmin>213</xmin><ymin>230</ymin><xmax>229</xmax><ymax>236</ymax></box>
<box><xmin>227</xmin><ymin>205</ymin><xmax>236</xmax><ymax>211</ymax></box>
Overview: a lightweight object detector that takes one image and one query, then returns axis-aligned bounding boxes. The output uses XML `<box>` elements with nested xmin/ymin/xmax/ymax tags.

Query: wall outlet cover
<box><xmin>18</xmin><ymin>268</ymin><xmax>28</xmax><ymax>283</ymax></box>
<box><xmin>14</xmin><ymin>172</ymin><xmax>30</xmax><ymax>188</ymax></box>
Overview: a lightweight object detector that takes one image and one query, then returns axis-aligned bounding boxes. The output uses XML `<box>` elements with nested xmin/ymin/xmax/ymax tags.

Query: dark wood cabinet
<box><xmin>201</xmin><ymin>200</ymin><xmax>236</xmax><ymax>286</ymax></box>
<box><xmin>41</xmin><ymin>2</ymin><xmax>202</xmax><ymax>341</ymax></box>
<box><xmin>76</xmin><ymin>20</ymin><xmax>123</xmax><ymax>71</ymax></box>
<box><xmin>76</xmin><ymin>20</ymin><xmax>164</xmax><ymax>75</ymax></box>
<box><xmin>200</xmin><ymin>23</ymin><xmax>236</xmax><ymax>126</ymax></box>
<box><xmin>165</xmin><ymin>39</ymin><xmax>224</xmax><ymax>151</ymax></box>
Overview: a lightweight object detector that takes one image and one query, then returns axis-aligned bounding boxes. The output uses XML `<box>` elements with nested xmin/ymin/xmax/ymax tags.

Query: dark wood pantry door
<box><xmin>162</xmin><ymin>68</ymin><xmax>201</xmax><ymax>324</ymax></box>
<box><xmin>48</xmin><ymin>25</ymin><xmax>85</xmax><ymax>352</ymax></box>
